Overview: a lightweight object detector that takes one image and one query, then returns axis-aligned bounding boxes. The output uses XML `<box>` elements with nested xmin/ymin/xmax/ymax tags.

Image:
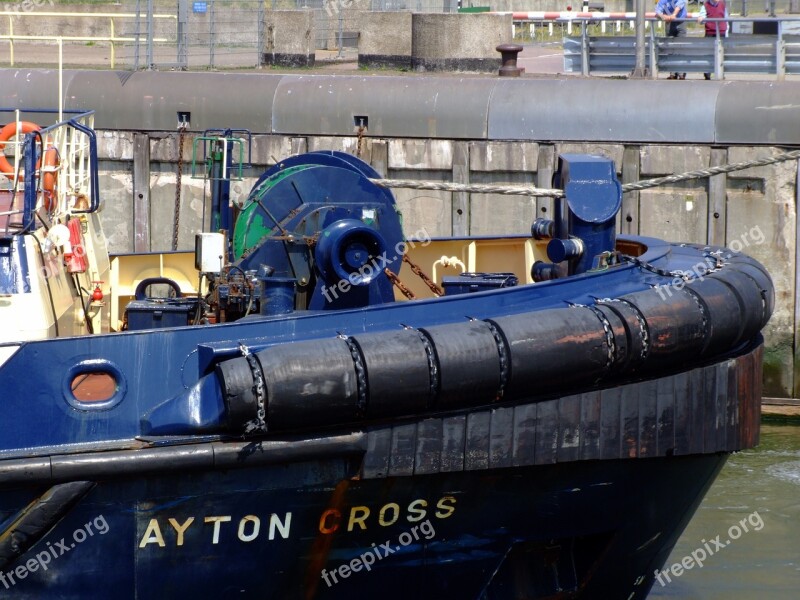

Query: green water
<box><xmin>649</xmin><ymin>424</ymin><xmax>800</xmax><ymax>599</ymax></box>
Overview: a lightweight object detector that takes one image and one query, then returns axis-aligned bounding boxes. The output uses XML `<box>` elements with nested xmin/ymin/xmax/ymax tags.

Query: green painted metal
<box><xmin>232</xmin><ymin>164</ymin><xmax>315</xmax><ymax>259</ymax></box>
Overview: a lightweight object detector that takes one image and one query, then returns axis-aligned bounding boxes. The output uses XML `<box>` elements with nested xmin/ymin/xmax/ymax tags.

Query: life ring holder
<box><xmin>0</xmin><ymin>120</ymin><xmax>40</xmax><ymax>181</ymax></box>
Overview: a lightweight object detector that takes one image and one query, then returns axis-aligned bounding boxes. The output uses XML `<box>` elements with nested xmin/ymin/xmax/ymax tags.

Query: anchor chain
<box><xmin>384</xmin><ymin>268</ymin><xmax>416</xmax><ymax>300</ymax></box>
<box><xmin>356</xmin><ymin>124</ymin><xmax>366</xmax><ymax>159</ymax></box>
<box><xmin>403</xmin><ymin>254</ymin><xmax>443</xmax><ymax>296</ymax></box>
<box><xmin>172</xmin><ymin>123</ymin><xmax>188</xmax><ymax>251</ymax></box>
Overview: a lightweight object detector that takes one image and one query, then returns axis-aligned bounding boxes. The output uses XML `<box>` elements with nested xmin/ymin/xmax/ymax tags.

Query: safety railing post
<box><xmin>134</xmin><ymin>0</ymin><xmax>141</xmax><ymax>70</ymax></box>
<box><xmin>648</xmin><ymin>25</ymin><xmax>658</xmax><ymax>79</ymax></box>
<box><xmin>8</xmin><ymin>16</ymin><xmax>13</xmax><ymax>67</ymax></box>
<box><xmin>210</xmin><ymin>0</ymin><xmax>216</xmax><ymax>69</ymax></box>
<box><xmin>715</xmin><ymin>27</ymin><xmax>723</xmax><ymax>80</ymax></box>
<box><xmin>580</xmin><ymin>20</ymin><xmax>589</xmax><ymax>76</ymax></box>
<box><xmin>257</xmin><ymin>0</ymin><xmax>265</xmax><ymax>67</ymax></box>
<box><xmin>110</xmin><ymin>18</ymin><xmax>115</xmax><ymax>69</ymax></box>
<box><xmin>776</xmin><ymin>20</ymin><xmax>785</xmax><ymax>81</ymax></box>
<box><xmin>337</xmin><ymin>12</ymin><xmax>344</xmax><ymax>59</ymax></box>
<box><xmin>177</xmin><ymin>0</ymin><xmax>189</xmax><ymax>70</ymax></box>
<box><xmin>146</xmin><ymin>0</ymin><xmax>154</xmax><ymax>69</ymax></box>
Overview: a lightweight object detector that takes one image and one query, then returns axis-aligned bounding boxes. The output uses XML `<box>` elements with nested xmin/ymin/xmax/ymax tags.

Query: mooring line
<box><xmin>369</xmin><ymin>148</ymin><xmax>800</xmax><ymax>198</ymax></box>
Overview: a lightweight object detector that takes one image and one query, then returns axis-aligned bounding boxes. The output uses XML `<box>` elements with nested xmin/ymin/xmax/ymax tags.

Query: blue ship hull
<box><xmin>0</xmin><ymin>452</ymin><xmax>729</xmax><ymax>599</ymax></box>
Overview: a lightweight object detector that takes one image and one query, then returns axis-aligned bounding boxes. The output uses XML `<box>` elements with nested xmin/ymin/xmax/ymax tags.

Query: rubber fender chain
<box><xmin>412</xmin><ymin>327</ymin><xmax>441</xmax><ymax>409</ymax></box>
<box><xmin>342</xmin><ymin>335</ymin><xmax>368</xmax><ymax>417</ymax></box>
<box><xmin>483</xmin><ymin>319</ymin><xmax>511</xmax><ymax>400</ymax></box>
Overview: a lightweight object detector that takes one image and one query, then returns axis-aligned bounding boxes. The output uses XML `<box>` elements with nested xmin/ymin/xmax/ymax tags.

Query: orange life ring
<box><xmin>0</xmin><ymin>121</ymin><xmax>41</xmax><ymax>180</ymax></box>
<box><xmin>42</xmin><ymin>147</ymin><xmax>60</xmax><ymax>211</ymax></box>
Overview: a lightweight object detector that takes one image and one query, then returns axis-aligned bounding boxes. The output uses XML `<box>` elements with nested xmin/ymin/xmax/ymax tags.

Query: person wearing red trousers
<box><xmin>697</xmin><ymin>0</ymin><xmax>728</xmax><ymax>80</ymax></box>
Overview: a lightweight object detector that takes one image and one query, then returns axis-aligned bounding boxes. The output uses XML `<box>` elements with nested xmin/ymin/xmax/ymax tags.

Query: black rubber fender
<box><xmin>682</xmin><ymin>276</ymin><xmax>747</xmax><ymax>357</ymax></box>
<box><xmin>255</xmin><ymin>337</ymin><xmax>359</xmax><ymax>430</ymax></box>
<box><xmin>421</xmin><ymin>320</ymin><xmax>503</xmax><ymax>408</ymax></box>
<box><xmin>350</xmin><ymin>328</ymin><xmax>433</xmax><ymax>417</ymax></box>
<box><xmin>620</xmin><ymin>287</ymin><xmax>707</xmax><ymax>364</ymax></box>
<box><xmin>491</xmin><ymin>307</ymin><xmax>610</xmax><ymax>399</ymax></box>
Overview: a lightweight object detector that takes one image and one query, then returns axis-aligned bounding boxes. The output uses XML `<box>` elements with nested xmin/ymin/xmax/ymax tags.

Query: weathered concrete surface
<box><xmin>264</xmin><ymin>11</ymin><xmax>315</xmax><ymax>68</ymax></box>
<box><xmin>638</xmin><ymin>145</ymin><xmax>711</xmax><ymax>243</ymax></box>
<box><xmin>726</xmin><ymin>146</ymin><xmax>797</xmax><ymax>399</ymax></box>
<box><xmin>469</xmin><ymin>142</ymin><xmax>539</xmax><ymax>236</ymax></box>
<box><xmin>358</xmin><ymin>11</ymin><xmax>412</xmax><ymax>71</ymax></box>
<box><xmin>411</xmin><ymin>14</ymin><xmax>511</xmax><ymax>73</ymax></box>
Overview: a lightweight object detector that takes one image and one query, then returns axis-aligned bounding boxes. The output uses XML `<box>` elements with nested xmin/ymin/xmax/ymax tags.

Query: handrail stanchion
<box><xmin>776</xmin><ymin>20</ymin><xmax>785</xmax><ymax>81</ymax></box>
<box><xmin>8</xmin><ymin>16</ymin><xmax>13</xmax><ymax>67</ymax></box>
<box><xmin>715</xmin><ymin>27</ymin><xmax>723</xmax><ymax>80</ymax></box>
<box><xmin>581</xmin><ymin>20</ymin><xmax>589</xmax><ymax>77</ymax></box>
<box><xmin>59</xmin><ymin>38</ymin><xmax>63</xmax><ymax>123</ymax></box>
<box><xmin>648</xmin><ymin>25</ymin><xmax>658</xmax><ymax>79</ymax></box>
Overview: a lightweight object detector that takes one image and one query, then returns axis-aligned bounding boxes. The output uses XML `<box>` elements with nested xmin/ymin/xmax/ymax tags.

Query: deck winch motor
<box><xmin>531</xmin><ymin>154</ymin><xmax>622</xmax><ymax>281</ymax></box>
<box><xmin>206</xmin><ymin>151</ymin><xmax>405</xmax><ymax>317</ymax></box>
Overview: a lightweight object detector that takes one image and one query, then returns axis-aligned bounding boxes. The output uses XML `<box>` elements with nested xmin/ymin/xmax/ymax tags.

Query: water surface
<box><xmin>649</xmin><ymin>423</ymin><xmax>800</xmax><ymax>599</ymax></box>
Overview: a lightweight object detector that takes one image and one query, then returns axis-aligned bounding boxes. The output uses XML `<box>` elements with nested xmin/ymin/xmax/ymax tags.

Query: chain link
<box><xmin>239</xmin><ymin>342</ymin><xmax>267</xmax><ymax>434</ymax></box>
<box><xmin>172</xmin><ymin>124</ymin><xmax>187</xmax><ymax>251</ymax></box>
<box><xmin>403</xmin><ymin>254</ymin><xmax>444</xmax><ymax>296</ymax></box>
<box><xmin>384</xmin><ymin>268</ymin><xmax>416</xmax><ymax>300</ymax></box>
<box><xmin>356</xmin><ymin>125</ymin><xmax>365</xmax><ymax>159</ymax></box>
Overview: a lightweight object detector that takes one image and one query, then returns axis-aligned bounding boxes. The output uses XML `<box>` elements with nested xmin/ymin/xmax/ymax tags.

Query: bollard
<box><xmin>496</xmin><ymin>43</ymin><xmax>524</xmax><ymax>77</ymax></box>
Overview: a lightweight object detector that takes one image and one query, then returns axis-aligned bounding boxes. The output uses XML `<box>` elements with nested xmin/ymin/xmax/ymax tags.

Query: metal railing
<box><xmin>0</xmin><ymin>109</ymin><xmax>96</xmax><ymax>236</ymax></box>
<box><xmin>562</xmin><ymin>16</ymin><xmax>800</xmax><ymax>79</ymax></box>
<box><xmin>0</xmin><ymin>11</ymin><xmax>175</xmax><ymax>68</ymax></box>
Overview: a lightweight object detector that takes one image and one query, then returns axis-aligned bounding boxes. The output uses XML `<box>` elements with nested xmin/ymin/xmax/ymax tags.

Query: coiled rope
<box><xmin>369</xmin><ymin>148</ymin><xmax>800</xmax><ymax>197</ymax></box>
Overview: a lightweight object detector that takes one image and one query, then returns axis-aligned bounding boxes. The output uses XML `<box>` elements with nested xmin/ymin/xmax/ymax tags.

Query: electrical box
<box><xmin>195</xmin><ymin>233</ymin><xmax>225</xmax><ymax>274</ymax></box>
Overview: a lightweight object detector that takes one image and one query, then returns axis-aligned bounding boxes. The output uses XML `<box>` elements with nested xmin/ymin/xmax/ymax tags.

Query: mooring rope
<box><xmin>368</xmin><ymin>147</ymin><xmax>800</xmax><ymax>197</ymax></box>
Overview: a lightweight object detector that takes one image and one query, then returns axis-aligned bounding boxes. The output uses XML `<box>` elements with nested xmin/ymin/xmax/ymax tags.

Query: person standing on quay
<box><xmin>656</xmin><ymin>0</ymin><xmax>688</xmax><ymax>79</ymax></box>
<box><xmin>698</xmin><ymin>0</ymin><xmax>728</xmax><ymax>80</ymax></box>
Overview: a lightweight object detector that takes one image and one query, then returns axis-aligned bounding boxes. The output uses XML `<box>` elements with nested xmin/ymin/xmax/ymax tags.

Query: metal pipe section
<box><xmin>0</xmin><ymin>70</ymin><xmax>798</xmax><ymax>145</ymax></box>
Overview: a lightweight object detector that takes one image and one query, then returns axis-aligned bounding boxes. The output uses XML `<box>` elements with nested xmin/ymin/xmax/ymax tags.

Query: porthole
<box><xmin>70</xmin><ymin>372</ymin><xmax>117</xmax><ymax>402</ymax></box>
<box><xmin>63</xmin><ymin>359</ymin><xmax>126</xmax><ymax>410</ymax></box>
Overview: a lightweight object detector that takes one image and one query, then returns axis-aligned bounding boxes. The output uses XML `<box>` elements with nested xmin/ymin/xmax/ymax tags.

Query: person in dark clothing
<box><xmin>698</xmin><ymin>0</ymin><xmax>728</xmax><ymax>80</ymax></box>
<box><xmin>656</xmin><ymin>0</ymin><xmax>688</xmax><ymax>79</ymax></box>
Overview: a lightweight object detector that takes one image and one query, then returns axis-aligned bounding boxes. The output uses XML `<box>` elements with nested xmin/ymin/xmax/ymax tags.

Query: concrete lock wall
<box><xmin>95</xmin><ymin>133</ymin><xmax>797</xmax><ymax>400</ymax></box>
<box><xmin>264</xmin><ymin>11</ymin><xmax>315</xmax><ymax>67</ymax></box>
<box><xmin>411</xmin><ymin>13</ymin><xmax>511</xmax><ymax>72</ymax></box>
<box><xmin>358</xmin><ymin>11</ymin><xmax>413</xmax><ymax>70</ymax></box>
